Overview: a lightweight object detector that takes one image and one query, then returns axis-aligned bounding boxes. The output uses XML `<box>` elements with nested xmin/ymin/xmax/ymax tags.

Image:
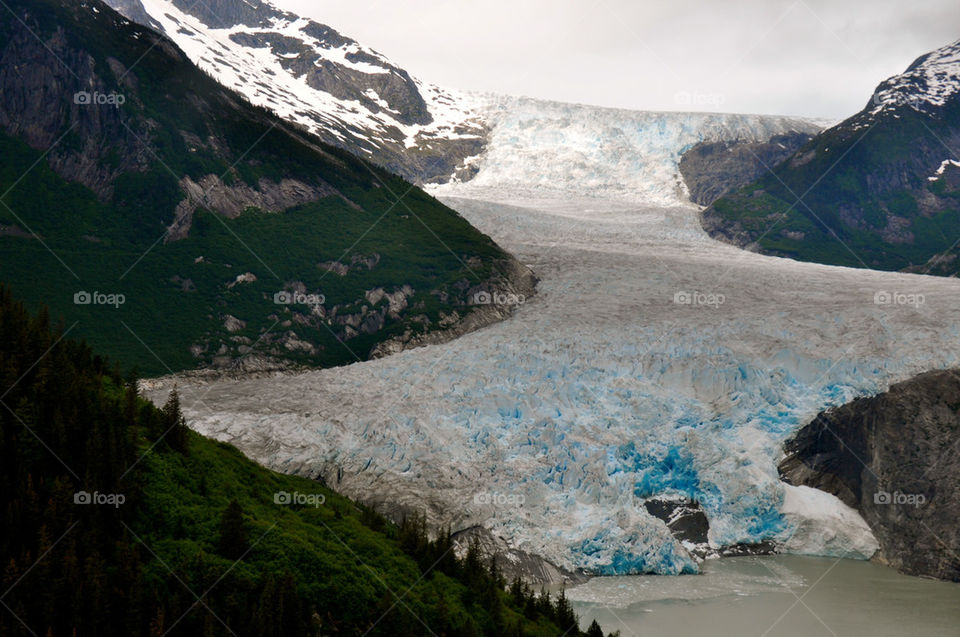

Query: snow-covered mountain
<box><xmin>704</xmin><ymin>38</ymin><xmax>960</xmax><ymax>277</ymax></box>
<box><xmin>105</xmin><ymin>0</ymin><xmax>824</xmax><ymax>195</ymax></box>
<box><xmin>104</xmin><ymin>0</ymin><xmax>487</xmax><ymax>183</ymax></box>
<box><xmin>869</xmin><ymin>38</ymin><xmax>960</xmax><ymax>115</ymax></box>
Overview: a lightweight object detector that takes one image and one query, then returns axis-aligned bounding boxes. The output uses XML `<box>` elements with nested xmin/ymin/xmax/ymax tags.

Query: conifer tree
<box><xmin>217</xmin><ymin>499</ymin><xmax>249</xmax><ymax>560</ymax></box>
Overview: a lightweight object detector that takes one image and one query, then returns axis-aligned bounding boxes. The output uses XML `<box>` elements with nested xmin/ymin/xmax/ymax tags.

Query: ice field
<box><xmin>144</xmin><ymin>103</ymin><xmax>960</xmax><ymax>574</ymax></box>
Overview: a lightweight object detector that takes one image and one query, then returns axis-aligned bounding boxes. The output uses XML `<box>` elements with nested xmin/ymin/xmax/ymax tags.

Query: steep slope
<box><xmin>103</xmin><ymin>0</ymin><xmax>487</xmax><ymax>184</ymax></box>
<box><xmin>0</xmin><ymin>288</ymin><xmax>608</xmax><ymax>637</ymax></box>
<box><xmin>678</xmin><ymin>131</ymin><xmax>817</xmax><ymax>206</ymax></box>
<box><xmin>702</xmin><ymin>39</ymin><xmax>960</xmax><ymax>276</ymax></box>
<box><xmin>779</xmin><ymin>369</ymin><xmax>960</xmax><ymax>582</ymax></box>
<box><xmin>0</xmin><ymin>0</ymin><xmax>533</xmax><ymax>376</ymax></box>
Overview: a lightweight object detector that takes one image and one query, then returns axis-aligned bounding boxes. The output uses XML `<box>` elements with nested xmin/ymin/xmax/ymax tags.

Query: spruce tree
<box><xmin>217</xmin><ymin>499</ymin><xmax>249</xmax><ymax>560</ymax></box>
<box><xmin>161</xmin><ymin>388</ymin><xmax>189</xmax><ymax>453</ymax></box>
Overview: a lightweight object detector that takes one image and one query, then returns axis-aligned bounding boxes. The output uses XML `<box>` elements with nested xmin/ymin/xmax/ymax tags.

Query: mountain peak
<box><xmin>869</xmin><ymin>38</ymin><xmax>960</xmax><ymax>114</ymax></box>
<box><xmin>104</xmin><ymin>0</ymin><xmax>487</xmax><ymax>183</ymax></box>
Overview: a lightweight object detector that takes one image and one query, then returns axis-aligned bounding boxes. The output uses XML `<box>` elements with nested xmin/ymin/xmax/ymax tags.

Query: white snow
<box><xmin>778</xmin><ymin>485</ymin><xmax>878</xmax><ymax>559</ymax></box>
<box><xmin>131</xmin><ymin>0</ymin><xmax>486</xmax><ymax>157</ymax></box>
<box><xmin>929</xmin><ymin>158</ymin><xmax>960</xmax><ymax>181</ymax></box>
<box><xmin>870</xmin><ymin>38</ymin><xmax>960</xmax><ymax>115</ymax></box>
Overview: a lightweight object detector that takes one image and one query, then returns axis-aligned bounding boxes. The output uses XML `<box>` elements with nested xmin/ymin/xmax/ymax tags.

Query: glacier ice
<box><xmin>143</xmin><ymin>101</ymin><xmax>960</xmax><ymax>575</ymax></box>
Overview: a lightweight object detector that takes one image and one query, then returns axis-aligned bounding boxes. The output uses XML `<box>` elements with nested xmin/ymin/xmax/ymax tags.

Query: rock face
<box><xmin>678</xmin><ymin>131</ymin><xmax>814</xmax><ymax>206</ymax></box>
<box><xmin>702</xmin><ymin>38</ymin><xmax>960</xmax><ymax>276</ymax></box>
<box><xmin>104</xmin><ymin>0</ymin><xmax>488</xmax><ymax>184</ymax></box>
<box><xmin>779</xmin><ymin>369</ymin><xmax>960</xmax><ymax>581</ymax></box>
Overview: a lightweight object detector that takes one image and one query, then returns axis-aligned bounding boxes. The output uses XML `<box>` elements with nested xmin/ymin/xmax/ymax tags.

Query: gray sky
<box><xmin>280</xmin><ymin>0</ymin><xmax>959</xmax><ymax>120</ymax></box>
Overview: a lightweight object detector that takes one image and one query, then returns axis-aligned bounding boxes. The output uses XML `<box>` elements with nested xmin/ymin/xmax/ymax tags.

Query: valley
<box><xmin>143</xmin><ymin>98</ymin><xmax>960</xmax><ymax>579</ymax></box>
<box><xmin>2</xmin><ymin>1</ymin><xmax>960</xmax><ymax>635</ymax></box>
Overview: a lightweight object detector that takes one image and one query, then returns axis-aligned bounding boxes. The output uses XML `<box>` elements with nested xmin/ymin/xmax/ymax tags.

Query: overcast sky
<box><xmin>279</xmin><ymin>0</ymin><xmax>959</xmax><ymax>120</ymax></box>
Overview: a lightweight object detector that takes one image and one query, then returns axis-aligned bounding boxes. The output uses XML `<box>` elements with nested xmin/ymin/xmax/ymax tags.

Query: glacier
<box><xmin>143</xmin><ymin>100</ymin><xmax>960</xmax><ymax>576</ymax></box>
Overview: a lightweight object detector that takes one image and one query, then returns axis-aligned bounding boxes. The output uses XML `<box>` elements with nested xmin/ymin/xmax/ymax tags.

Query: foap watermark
<box><xmin>874</xmin><ymin>490</ymin><xmax>926</xmax><ymax>508</ymax></box>
<box><xmin>473</xmin><ymin>492</ymin><xmax>525</xmax><ymax>507</ymax></box>
<box><xmin>871</xmin><ymin>91</ymin><xmax>923</xmax><ymax>109</ymax></box>
<box><xmin>74</xmin><ymin>90</ymin><xmax>126</xmax><ymax>107</ymax></box>
<box><xmin>274</xmin><ymin>490</ymin><xmax>325</xmax><ymax>507</ymax></box>
<box><xmin>674</xmin><ymin>91</ymin><xmax>726</xmax><ymax>108</ymax></box>
<box><xmin>74</xmin><ymin>290</ymin><xmax>125</xmax><ymax>308</ymax></box>
<box><xmin>74</xmin><ymin>490</ymin><xmax>125</xmax><ymax>508</ymax></box>
<box><xmin>873</xmin><ymin>290</ymin><xmax>924</xmax><ymax>308</ymax></box>
<box><xmin>673</xmin><ymin>290</ymin><xmax>725</xmax><ymax>308</ymax></box>
<box><xmin>472</xmin><ymin>290</ymin><xmax>525</xmax><ymax>306</ymax></box>
<box><xmin>273</xmin><ymin>291</ymin><xmax>325</xmax><ymax>306</ymax></box>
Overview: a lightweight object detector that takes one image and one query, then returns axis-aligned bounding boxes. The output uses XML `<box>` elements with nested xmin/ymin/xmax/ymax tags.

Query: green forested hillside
<box><xmin>0</xmin><ymin>0</ymin><xmax>531</xmax><ymax>376</ymax></box>
<box><xmin>0</xmin><ymin>289</ymin><xmax>612</xmax><ymax>636</ymax></box>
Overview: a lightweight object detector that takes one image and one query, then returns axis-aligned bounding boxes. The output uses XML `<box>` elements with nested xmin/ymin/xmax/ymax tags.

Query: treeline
<box><xmin>0</xmin><ymin>287</ymin><xmax>619</xmax><ymax>636</ymax></box>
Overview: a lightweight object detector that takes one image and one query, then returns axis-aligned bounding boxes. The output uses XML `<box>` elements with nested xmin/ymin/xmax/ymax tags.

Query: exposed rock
<box><xmin>166</xmin><ymin>174</ymin><xmax>335</xmax><ymax>241</ymax></box>
<box><xmin>318</xmin><ymin>261</ymin><xmax>349</xmax><ymax>276</ymax></box>
<box><xmin>369</xmin><ymin>259</ymin><xmax>537</xmax><ymax>359</ymax></box>
<box><xmin>779</xmin><ymin>369</ymin><xmax>960</xmax><ymax>581</ymax></box>
<box><xmin>642</xmin><ymin>496</ymin><xmax>780</xmax><ymax>561</ymax></box>
<box><xmin>222</xmin><ymin>314</ymin><xmax>246</xmax><ymax>333</ymax></box>
<box><xmin>451</xmin><ymin>526</ymin><xmax>588</xmax><ymax>588</ymax></box>
<box><xmin>170</xmin><ymin>275</ymin><xmax>197</xmax><ymax>292</ymax></box>
<box><xmin>226</xmin><ymin>271</ymin><xmax>257</xmax><ymax>288</ymax></box>
<box><xmin>679</xmin><ymin>131</ymin><xmax>814</xmax><ymax>206</ymax></box>
<box><xmin>643</xmin><ymin>496</ymin><xmax>710</xmax><ymax>558</ymax></box>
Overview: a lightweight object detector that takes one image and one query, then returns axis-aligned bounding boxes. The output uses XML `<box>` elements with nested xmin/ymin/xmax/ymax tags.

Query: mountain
<box><xmin>0</xmin><ymin>0</ymin><xmax>533</xmax><ymax>376</ymax></box>
<box><xmin>102</xmin><ymin>0</ymin><xmax>487</xmax><ymax>184</ymax></box>
<box><xmin>780</xmin><ymin>369</ymin><xmax>960</xmax><ymax>581</ymax></box>
<box><xmin>702</xmin><ymin>39</ymin><xmax>960</xmax><ymax>276</ymax></box>
<box><xmin>0</xmin><ymin>287</ymin><xmax>614</xmax><ymax>636</ymax></box>
<box><xmin>678</xmin><ymin>130</ymin><xmax>818</xmax><ymax>206</ymax></box>
<box><xmin>103</xmin><ymin>0</ymin><xmax>831</xmax><ymax>201</ymax></box>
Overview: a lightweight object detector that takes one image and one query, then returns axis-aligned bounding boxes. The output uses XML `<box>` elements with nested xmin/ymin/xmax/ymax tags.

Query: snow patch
<box><xmin>777</xmin><ymin>485</ymin><xmax>879</xmax><ymax>559</ymax></box>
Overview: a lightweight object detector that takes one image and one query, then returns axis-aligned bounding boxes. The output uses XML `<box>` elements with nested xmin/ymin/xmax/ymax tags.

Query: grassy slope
<box><xmin>135</xmin><ymin>429</ymin><xmax>576</xmax><ymax>636</ymax></box>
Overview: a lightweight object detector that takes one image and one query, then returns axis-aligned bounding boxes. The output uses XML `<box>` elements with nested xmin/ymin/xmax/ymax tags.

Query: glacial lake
<box><xmin>568</xmin><ymin>555</ymin><xmax>960</xmax><ymax>636</ymax></box>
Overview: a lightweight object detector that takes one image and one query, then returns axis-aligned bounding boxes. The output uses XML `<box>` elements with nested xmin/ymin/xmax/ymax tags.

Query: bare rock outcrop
<box><xmin>780</xmin><ymin>369</ymin><xmax>960</xmax><ymax>581</ymax></box>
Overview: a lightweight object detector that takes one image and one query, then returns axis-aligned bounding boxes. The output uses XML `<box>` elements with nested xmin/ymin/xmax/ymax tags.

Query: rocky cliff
<box><xmin>678</xmin><ymin>131</ymin><xmax>815</xmax><ymax>206</ymax></box>
<box><xmin>780</xmin><ymin>369</ymin><xmax>960</xmax><ymax>581</ymax></box>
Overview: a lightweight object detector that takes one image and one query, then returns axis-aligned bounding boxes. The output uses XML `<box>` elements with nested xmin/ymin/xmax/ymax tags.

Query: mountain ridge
<box><xmin>104</xmin><ymin>0</ymin><xmax>489</xmax><ymax>184</ymax></box>
<box><xmin>702</xmin><ymin>38</ymin><xmax>960</xmax><ymax>276</ymax></box>
<box><xmin>0</xmin><ymin>0</ymin><xmax>535</xmax><ymax>375</ymax></box>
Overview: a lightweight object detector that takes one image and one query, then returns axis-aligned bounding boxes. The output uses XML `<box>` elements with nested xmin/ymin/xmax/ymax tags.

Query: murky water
<box><xmin>568</xmin><ymin>556</ymin><xmax>960</xmax><ymax>636</ymax></box>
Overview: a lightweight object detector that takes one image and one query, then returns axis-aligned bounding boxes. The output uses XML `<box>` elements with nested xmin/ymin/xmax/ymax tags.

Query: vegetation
<box><xmin>705</xmin><ymin>104</ymin><xmax>960</xmax><ymax>276</ymax></box>
<box><xmin>0</xmin><ymin>289</ymin><xmax>616</xmax><ymax>636</ymax></box>
<box><xmin>0</xmin><ymin>0</ymin><xmax>516</xmax><ymax>375</ymax></box>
